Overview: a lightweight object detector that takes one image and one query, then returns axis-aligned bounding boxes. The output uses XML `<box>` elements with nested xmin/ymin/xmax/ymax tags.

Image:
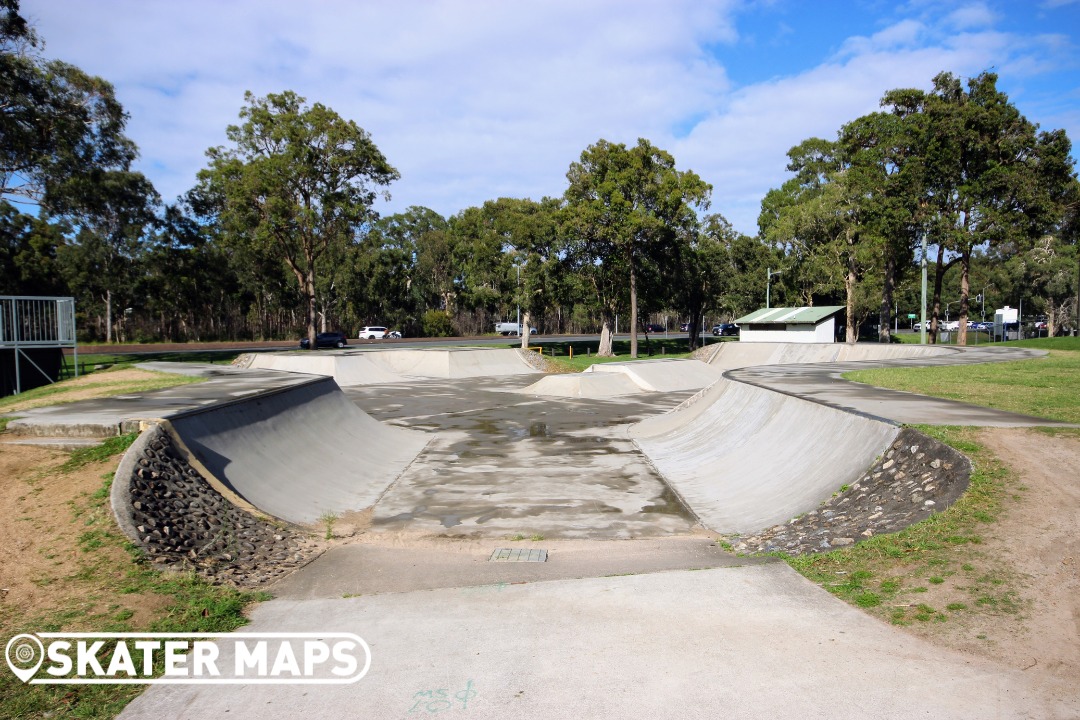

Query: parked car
<box><xmin>679</xmin><ymin>322</ymin><xmax>691</xmax><ymax>332</ymax></box>
<box><xmin>299</xmin><ymin>331</ymin><xmax>348</xmax><ymax>349</ymax></box>
<box><xmin>494</xmin><ymin>322</ymin><xmax>534</xmax><ymax>336</ymax></box>
<box><xmin>711</xmin><ymin>323</ymin><xmax>739</xmax><ymax>336</ymax></box>
<box><xmin>942</xmin><ymin>320</ymin><xmax>961</xmax><ymax>331</ymax></box>
<box><xmin>642</xmin><ymin>323</ymin><xmax>666</xmax><ymax>333</ymax></box>
<box><xmin>358</xmin><ymin>326</ymin><xmax>389</xmax><ymax>339</ymax></box>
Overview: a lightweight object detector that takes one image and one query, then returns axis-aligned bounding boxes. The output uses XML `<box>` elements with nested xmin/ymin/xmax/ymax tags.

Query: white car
<box><xmin>358</xmin><ymin>326</ymin><xmax>388</xmax><ymax>339</ymax></box>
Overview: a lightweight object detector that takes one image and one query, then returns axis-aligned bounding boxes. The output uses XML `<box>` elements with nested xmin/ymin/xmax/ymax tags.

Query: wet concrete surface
<box><xmin>343</xmin><ymin>375</ymin><xmax>700</xmax><ymax>539</ymax></box>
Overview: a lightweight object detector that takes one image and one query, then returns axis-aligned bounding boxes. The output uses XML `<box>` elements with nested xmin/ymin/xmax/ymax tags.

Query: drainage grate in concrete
<box><xmin>489</xmin><ymin>548</ymin><xmax>548</xmax><ymax>562</ymax></box>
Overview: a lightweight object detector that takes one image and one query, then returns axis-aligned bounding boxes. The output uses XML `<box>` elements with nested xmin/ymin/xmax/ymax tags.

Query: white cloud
<box><xmin>17</xmin><ymin>0</ymin><xmax>1079</xmax><ymax>237</ymax></box>
<box><xmin>944</xmin><ymin>3</ymin><xmax>997</xmax><ymax>30</ymax></box>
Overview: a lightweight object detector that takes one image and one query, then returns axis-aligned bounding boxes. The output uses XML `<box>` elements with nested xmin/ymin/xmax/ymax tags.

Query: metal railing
<box><xmin>0</xmin><ymin>296</ymin><xmax>77</xmax><ymax>394</ymax></box>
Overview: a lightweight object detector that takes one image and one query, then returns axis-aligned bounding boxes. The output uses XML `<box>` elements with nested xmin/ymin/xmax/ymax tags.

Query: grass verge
<box><xmin>0</xmin><ymin>440</ymin><xmax>267</xmax><ymax>720</ymax></box>
<box><xmin>842</xmin><ymin>338</ymin><xmax>1080</xmax><ymax>424</ymax></box>
<box><xmin>0</xmin><ymin>366</ymin><xmax>204</xmax><ymax>416</ymax></box>
<box><xmin>782</xmin><ymin>426</ymin><xmax>1026</xmax><ymax>627</ymax></box>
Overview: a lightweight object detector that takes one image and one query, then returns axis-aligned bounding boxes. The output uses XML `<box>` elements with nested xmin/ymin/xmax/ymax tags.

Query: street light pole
<box><xmin>920</xmin><ymin>231</ymin><xmax>928</xmax><ymax>344</ymax></box>
<box><xmin>766</xmin><ymin>267</ymin><xmax>782</xmax><ymax>308</ymax></box>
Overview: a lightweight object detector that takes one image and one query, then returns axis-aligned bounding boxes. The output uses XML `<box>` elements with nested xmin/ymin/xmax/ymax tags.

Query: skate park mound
<box><xmin>520</xmin><ymin>358</ymin><xmax>723</xmax><ymax>398</ymax></box>
<box><xmin>246</xmin><ymin>347</ymin><xmax>538</xmax><ymax>385</ymax></box>
<box><xmin>115</xmin><ymin>376</ymin><xmax>429</xmax><ymax>527</ymax></box>
<box><xmin>630</xmin><ymin>377</ymin><xmax>900</xmax><ymax>533</ymax></box>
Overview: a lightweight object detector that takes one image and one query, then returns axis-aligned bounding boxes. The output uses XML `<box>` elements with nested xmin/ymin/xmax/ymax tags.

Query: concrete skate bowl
<box><xmin>630</xmin><ymin>377</ymin><xmax>901</xmax><ymax>534</ymax></box>
<box><xmin>246</xmin><ymin>347</ymin><xmax>538</xmax><ymax>386</ymax></box>
<box><xmin>112</xmin><ymin>376</ymin><xmax>428</xmax><ymax>531</ymax></box>
<box><xmin>702</xmin><ymin>341</ymin><xmax>955</xmax><ymax>371</ymax></box>
<box><xmin>520</xmin><ymin>359</ymin><xmax>725</xmax><ymax>398</ymax></box>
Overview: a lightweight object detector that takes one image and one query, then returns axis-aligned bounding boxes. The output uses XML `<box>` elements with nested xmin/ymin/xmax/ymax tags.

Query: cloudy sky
<box><xmin>20</xmin><ymin>0</ymin><xmax>1080</xmax><ymax>235</ymax></box>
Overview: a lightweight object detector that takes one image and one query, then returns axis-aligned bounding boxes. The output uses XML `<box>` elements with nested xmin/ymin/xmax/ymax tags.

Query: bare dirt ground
<box><xmin>898</xmin><ymin>427</ymin><xmax>1080</xmax><ymax>705</ymax></box>
<box><xmin>0</xmin><ymin>444</ymin><xmax>171</xmax><ymax>632</ymax></box>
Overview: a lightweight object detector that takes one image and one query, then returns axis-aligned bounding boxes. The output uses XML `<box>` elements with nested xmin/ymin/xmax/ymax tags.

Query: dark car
<box><xmin>299</xmin><ymin>331</ymin><xmax>348</xmax><ymax>349</ymax></box>
<box><xmin>642</xmin><ymin>323</ymin><xmax>666</xmax><ymax>333</ymax></box>
<box><xmin>711</xmin><ymin>323</ymin><xmax>739</xmax><ymax>337</ymax></box>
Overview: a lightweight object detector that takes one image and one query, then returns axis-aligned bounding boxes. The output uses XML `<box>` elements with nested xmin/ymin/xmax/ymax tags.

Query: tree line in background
<box><xmin>2</xmin><ymin>0</ymin><xmax>1077</xmax><ymax>356</ymax></box>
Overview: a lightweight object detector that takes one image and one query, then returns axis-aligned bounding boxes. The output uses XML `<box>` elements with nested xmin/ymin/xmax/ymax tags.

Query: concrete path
<box><xmin>723</xmin><ymin>345</ymin><xmax>1075</xmax><ymax>427</ymax></box>
<box><xmin>118</xmin><ymin>564</ymin><xmax>1072</xmax><ymax>720</ymax></box>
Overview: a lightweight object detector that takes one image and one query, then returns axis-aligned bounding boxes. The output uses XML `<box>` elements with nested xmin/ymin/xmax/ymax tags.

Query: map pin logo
<box><xmin>6</xmin><ymin>634</ymin><xmax>44</xmax><ymax>683</ymax></box>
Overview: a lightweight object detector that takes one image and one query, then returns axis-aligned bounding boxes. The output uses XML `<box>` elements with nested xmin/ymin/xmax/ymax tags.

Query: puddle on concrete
<box><xmin>348</xmin><ymin>376</ymin><xmax>699</xmax><ymax>539</ymax></box>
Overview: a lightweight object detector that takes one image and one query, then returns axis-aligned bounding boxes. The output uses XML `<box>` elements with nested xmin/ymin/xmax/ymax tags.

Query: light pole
<box><xmin>920</xmin><ymin>231</ymin><xmax>928</xmax><ymax>344</ymax></box>
<box><xmin>766</xmin><ymin>267</ymin><xmax>782</xmax><ymax>309</ymax></box>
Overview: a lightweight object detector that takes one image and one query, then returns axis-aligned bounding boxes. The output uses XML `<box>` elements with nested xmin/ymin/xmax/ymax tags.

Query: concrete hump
<box><xmin>521</xmin><ymin>358</ymin><xmax>723</xmax><ymax>398</ymax></box>
<box><xmin>163</xmin><ymin>377</ymin><xmax>429</xmax><ymax>524</ymax></box>
<box><xmin>585</xmin><ymin>359</ymin><xmax>724</xmax><ymax>393</ymax></box>
<box><xmin>248</xmin><ymin>348</ymin><xmax>536</xmax><ymax>385</ymax></box>
<box><xmin>631</xmin><ymin>378</ymin><xmax>899</xmax><ymax>533</ymax></box>
<box><xmin>706</xmin><ymin>342</ymin><xmax>954</xmax><ymax>370</ymax></box>
<box><xmin>520</xmin><ymin>371</ymin><xmax>643</xmax><ymax>398</ymax></box>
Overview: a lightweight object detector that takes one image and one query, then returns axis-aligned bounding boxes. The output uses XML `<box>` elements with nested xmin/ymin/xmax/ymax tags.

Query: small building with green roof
<box><xmin>732</xmin><ymin>306</ymin><xmax>844</xmax><ymax>343</ymax></box>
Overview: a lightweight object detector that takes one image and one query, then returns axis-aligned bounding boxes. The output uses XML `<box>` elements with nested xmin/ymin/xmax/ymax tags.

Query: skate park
<box><xmin>7</xmin><ymin>341</ymin><xmax>1077</xmax><ymax>718</ymax></box>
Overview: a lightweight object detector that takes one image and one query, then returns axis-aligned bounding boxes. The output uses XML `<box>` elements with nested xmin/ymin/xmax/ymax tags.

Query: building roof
<box><xmin>734</xmin><ymin>306</ymin><xmax>844</xmax><ymax>325</ymax></box>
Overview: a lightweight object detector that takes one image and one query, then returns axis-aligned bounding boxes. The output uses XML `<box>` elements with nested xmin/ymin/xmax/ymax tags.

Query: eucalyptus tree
<box><xmin>563</xmin><ymin>138</ymin><xmax>710</xmax><ymax>357</ymax></box>
<box><xmin>193</xmin><ymin>91</ymin><xmax>399</xmax><ymax>348</ymax></box>
<box><xmin>882</xmin><ymin>72</ymin><xmax>1076</xmax><ymax>344</ymax></box>
<box><xmin>1</xmin><ymin>0</ymin><xmax>136</xmax><ymax>213</ymax></box>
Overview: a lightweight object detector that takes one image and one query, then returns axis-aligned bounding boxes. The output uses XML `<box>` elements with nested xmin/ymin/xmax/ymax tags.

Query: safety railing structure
<box><xmin>0</xmin><ymin>296</ymin><xmax>77</xmax><ymax>394</ymax></box>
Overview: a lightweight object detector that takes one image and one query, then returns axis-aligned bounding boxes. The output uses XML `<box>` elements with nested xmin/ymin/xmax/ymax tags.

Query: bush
<box><xmin>421</xmin><ymin>310</ymin><xmax>456</xmax><ymax>337</ymax></box>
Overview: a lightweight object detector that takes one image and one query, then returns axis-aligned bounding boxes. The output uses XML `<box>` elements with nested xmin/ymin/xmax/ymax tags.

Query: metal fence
<box><xmin>0</xmin><ymin>296</ymin><xmax>77</xmax><ymax>394</ymax></box>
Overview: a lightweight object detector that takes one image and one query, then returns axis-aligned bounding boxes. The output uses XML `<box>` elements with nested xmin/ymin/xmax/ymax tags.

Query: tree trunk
<box><xmin>597</xmin><ymin>310</ymin><xmax>615</xmax><ymax>357</ymax></box>
<box><xmin>305</xmin><ymin>268</ymin><xmax>317</xmax><ymax>350</ymax></box>
<box><xmin>105</xmin><ymin>289</ymin><xmax>113</xmax><ymax>343</ymax></box>
<box><xmin>520</xmin><ymin>310</ymin><xmax>531</xmax><ymax>350</ymax></box>
<box><xmin>879</xmin><ymin>250</ymin><xmax>896</xmax><ymax>343</ymax></box>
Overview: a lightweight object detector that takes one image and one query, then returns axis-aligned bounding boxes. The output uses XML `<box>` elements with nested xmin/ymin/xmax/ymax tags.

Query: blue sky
<box><xmin>20</xmin><ymin>0</ymin><xmax>1080</xmax><ymax>235</ymax></box>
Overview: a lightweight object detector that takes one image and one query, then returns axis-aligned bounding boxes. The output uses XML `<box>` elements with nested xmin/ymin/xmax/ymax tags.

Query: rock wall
<box><xmin>112</xmin><ymin>424</ymin><xmax>322</xmax><ymax>587</ymax></box>
<box><xmin>729</xmin><ymin>428</ymin><xmax>971</xmax><ymax>555</ymax></box>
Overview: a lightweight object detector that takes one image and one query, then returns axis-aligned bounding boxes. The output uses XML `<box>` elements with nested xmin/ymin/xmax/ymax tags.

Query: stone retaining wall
<box><xmin>729</xmin><ymin>428</ymin><xmax>971</xmax><ymax>555</ymax></box>
<box><xmin>112</xmin><ymin>424</ymin><xmax>322</xmax><ymax>587</ymax></box>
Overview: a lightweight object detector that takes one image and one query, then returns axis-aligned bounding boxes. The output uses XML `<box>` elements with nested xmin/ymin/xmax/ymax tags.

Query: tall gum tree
<box><xmin>563</xmin><ymin>138</ymin><xmax>710</xmax><ymax>358</ymax></box>
<box><xmin>193</xmin><ymin>91</ymin><xmax>398</xmax><ymax>348</ymax></box>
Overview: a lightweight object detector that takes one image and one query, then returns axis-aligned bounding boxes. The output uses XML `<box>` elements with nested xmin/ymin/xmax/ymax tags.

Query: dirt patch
<box><xmin>899</xmin><ymin>428</ymin><xmax>1080</xmax><ymax>702</ymax></box>
<box><xmin>0</xmin><ymin>443</ymin><xmax>170</xmax><ymax>630</ymax></box>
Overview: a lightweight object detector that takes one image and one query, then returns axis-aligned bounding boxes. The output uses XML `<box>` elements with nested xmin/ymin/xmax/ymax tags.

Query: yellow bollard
<box><xmin>570</xmin><ymin>346</ymin><xmax>573</xmax><ymax>360</ymax></box>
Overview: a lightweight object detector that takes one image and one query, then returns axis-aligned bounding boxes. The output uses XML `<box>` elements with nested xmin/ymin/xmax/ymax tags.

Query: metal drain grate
<box><xmin>489</xmin><ymin>548</ymin><xmax>548</xmax><ymax>562</ymax></box>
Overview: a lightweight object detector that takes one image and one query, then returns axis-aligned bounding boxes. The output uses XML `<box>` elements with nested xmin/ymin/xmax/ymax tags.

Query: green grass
<box><xmin>0</xmin><ymin>366</ymin><xmax>205</xmax><ymax>415</ymax></box>
<box><xmin>842</xmin><ymin>338</ymin><xmax>1080</xmax><ymax>424</ymax></box>
<box><xmin>784</xmin><ymin>426</ymin><xmax>1029</xmax><ymax>627</ymax></box>
<box><xmin>519</xmin><ymin>337</ymin><xmax>710</xmax><ymax>372</ymax></box>
<box><xmin>62</xmin><ymin>350</ymin><xmax>242</xmax><ymax>380</ymax></box>
<box><xmin>0</xmin><ymin>440</ymin><xmax>266</xmax><ymax>719</ymax></box>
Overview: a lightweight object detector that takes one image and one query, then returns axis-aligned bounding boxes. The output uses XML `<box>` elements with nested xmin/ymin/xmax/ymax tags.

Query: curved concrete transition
<box><xmin>159</xmin><ymin>377</ymin><xmax>429</xmax><ymax>524</ymax></box>
<box><xmin>520</xmin><ymin>358</ymin><xmax>724</xmax><ymax>398</ymax></box>
<box><xmin>702</xmin><ymin>340</ymin><xmax>955</xmax><ymax>370</ymax></box>
<box><xmin>247</xmin><ymin>347</ymin><xmax>537</xmax><ymax>385</ymax></box>
<box><xmin>630</xmin><ymin>377</ymin><xmax>899</xmax><ymax>533</ymax></box>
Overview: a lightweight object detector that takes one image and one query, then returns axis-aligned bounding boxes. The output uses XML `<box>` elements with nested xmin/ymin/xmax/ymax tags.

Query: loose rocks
<box><xmin>729</xmin><ymin>428</ymin><xmax>971</xmax><ymax>556</ymax></box>
<box><xmin>125</xmin><ymin>426</ymin><xmax>321</xmax><ymax>587</ymax></box>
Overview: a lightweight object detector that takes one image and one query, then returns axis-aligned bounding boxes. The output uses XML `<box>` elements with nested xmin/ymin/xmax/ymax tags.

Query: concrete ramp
<box><xmin>163</xmin><ymin>377</ymin><xmax>429</xmax><ymax>524</ymax></box>
<box><xmin>521</xmin><ymin>371</ymin><xmax>644</xmax><ymax>398</ymax></box>
<box><xmin>248</xmin><ymin>348</ymin><xmax>536</xmax><ymax>385</ymax></box>
<box><xmin>705</xmin><ymin>342</ymin><xmax>953</xmax><ymax>370</ymax></box>
<box><xmin>586</xmin><ymin>359</ymin><xmax>724</xmax><ymax>392</ymax></box>
<box><xmin>630</xmin><ymin>378</ymin><xmax>898</xmax><ymax>533</ymax></box>
<box><xmin>520</xmin><ymin>359</ymin><xmax>723</xmax><ymax>398</ymax></box>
